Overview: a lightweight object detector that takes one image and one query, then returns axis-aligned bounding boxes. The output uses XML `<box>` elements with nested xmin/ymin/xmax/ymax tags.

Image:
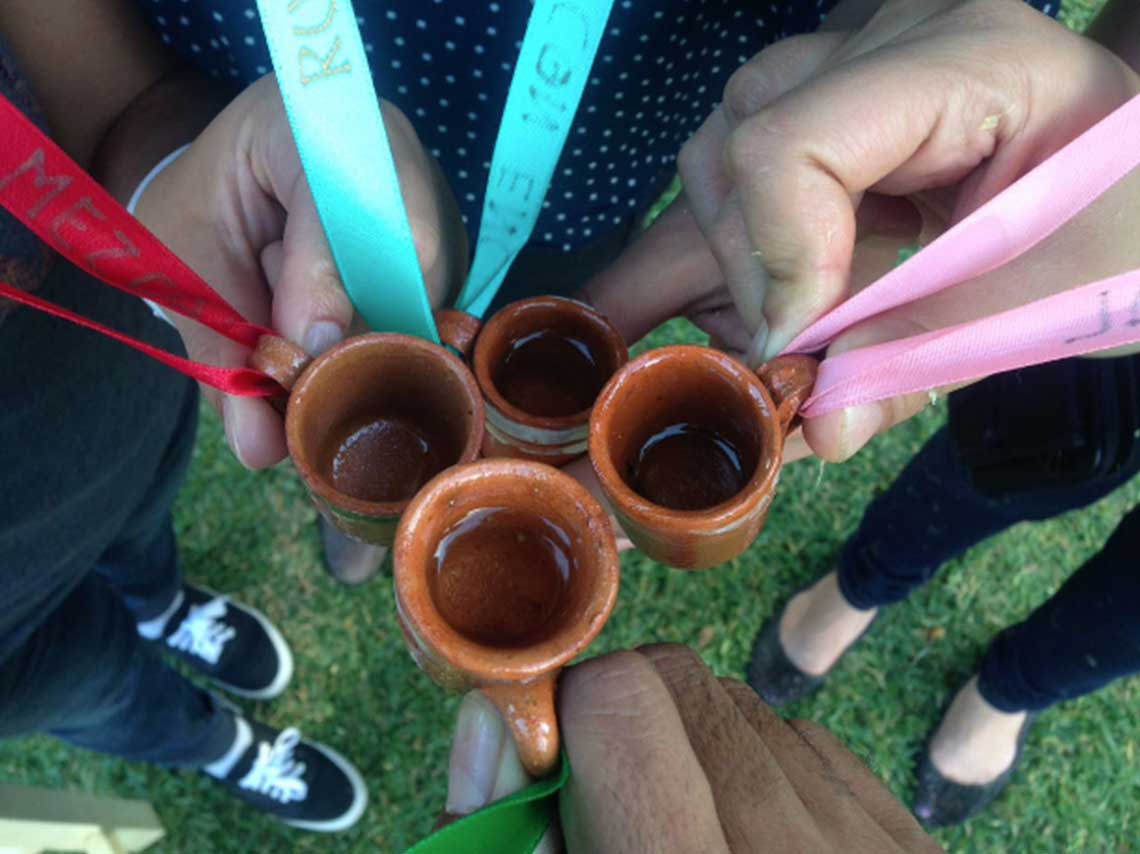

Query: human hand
<box><xmin>443</xmin><ymin>645</ymin><xmax>941</xmax><ymax>853</ymax></box>
<box><xmin>133</xmin><ymin>74</ymin><xmax>467</xmax><ymax>468</ymax></box>
<box><xmin>591</xmin><ymin>0</ymin><xmax>1140</xmax><ymax>463</ymax></box>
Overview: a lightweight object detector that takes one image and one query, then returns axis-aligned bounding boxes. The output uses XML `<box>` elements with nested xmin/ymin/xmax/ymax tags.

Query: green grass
<box><xmin>3</xmin><ymin>1</ymin><xmax>1131</xmax><ymax>851</ymax></box>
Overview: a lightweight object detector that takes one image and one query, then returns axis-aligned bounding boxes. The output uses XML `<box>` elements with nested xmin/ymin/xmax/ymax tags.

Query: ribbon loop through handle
<box><xmin>0</xmin><ymin>94</ymin><xmax>280</xmax><ymax>397</ymax></box>
<box><xmin>786</xmin><ymin>93</ymin><xmax>1140</xmax><ymax>418</ymax></box>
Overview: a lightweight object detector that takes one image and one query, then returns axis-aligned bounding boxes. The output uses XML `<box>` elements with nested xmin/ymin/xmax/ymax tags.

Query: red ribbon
<box><xmin>0</xmin><ymin>93</ymin><xmax>281</xmax><ymax>397</ymax></box>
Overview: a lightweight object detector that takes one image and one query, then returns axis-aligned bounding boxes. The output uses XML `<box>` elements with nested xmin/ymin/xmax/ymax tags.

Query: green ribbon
<box><xmin>406</xmin><ymin>754</ymin><xmax>570</xmax><ymax>854</ymax></box>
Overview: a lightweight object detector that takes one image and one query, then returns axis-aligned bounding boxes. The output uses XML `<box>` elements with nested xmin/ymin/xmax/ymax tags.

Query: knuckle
<box><xmin>561</xmin><ymin>652</ymin><xmax>672</xmax><ymax>736</ymax></box>
<box><xmin>723</xmin><ymin>62</ymin><xmax>773</xmax><ymax>125</ymax></box>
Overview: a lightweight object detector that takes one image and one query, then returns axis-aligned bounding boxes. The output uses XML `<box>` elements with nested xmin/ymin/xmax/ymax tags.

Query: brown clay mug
<box><xmin>439</xmin><ymin>296</ymin><xmax>628</xmax><ymax>466</ymax></box>
<box><xmin>393</xmin><ymin>458</ymin><xmax>620</xmax><ymax>777</ymax></box>
<box><xmin>250</xmin><ymin>333</ymin><xmax>485</xmax><ymax>546</ymax></box>
<box><xmin>588</xmin><ymin>346</ymin><xmax>818</xmax><ymax>570</ymax></box>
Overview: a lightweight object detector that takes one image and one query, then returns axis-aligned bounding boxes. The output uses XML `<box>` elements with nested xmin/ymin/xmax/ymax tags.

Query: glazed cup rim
<box><xmin>393</xmin><ymin>458</ymin><xmax>620</xmax><ymax>681</ymax></box>
<box><xmin>588</xmin><ymin>345</ymin><xmax>784</xmax><ymax>531</ymax></box>
<box><xmin>285</xmin><ymin>332</ymin><xmax>486</xmax><ymax>519</ymax></box>
<box><xmin>472</xmin><ymin>296</ymin><xmax>629</xmax><ymax>431</ymax></box>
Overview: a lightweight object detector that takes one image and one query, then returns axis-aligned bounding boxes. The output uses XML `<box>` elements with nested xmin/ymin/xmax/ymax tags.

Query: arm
<box><xmin>0</xmin><ymin>1</ymin><xmax>229</xmax><ymax>202</ymax></box>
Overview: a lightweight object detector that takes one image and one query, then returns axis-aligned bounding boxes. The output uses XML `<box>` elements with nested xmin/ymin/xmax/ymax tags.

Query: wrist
<box><xmin>125</xmin><ymin>144</ymin><xmax>190</xmax><ymax>215</ymax></box>
<box><xmin>92</xmin><ymin>67</ymin><xmax>231</xmax><ymax>204</ymax></box>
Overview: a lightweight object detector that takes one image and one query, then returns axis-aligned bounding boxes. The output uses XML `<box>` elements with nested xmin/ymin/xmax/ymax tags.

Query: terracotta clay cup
<box><xmin>393</xmin><ymin>458</ymin><xmax>620</xmax><ymax>777</ymax></box>
<box><xmin>438</xmin><ymin>296</ymin><xmax>628</xmax><ymax>467</ymax></box>
<box><xmin>250</xmin><ymin>333</ymin><xmax>485</xmax><ymax>547</ymax></box>
<box><xmin>588</xmin><ymin>346</ymin><xmax>818</xmax><ymax>570</ymax></box>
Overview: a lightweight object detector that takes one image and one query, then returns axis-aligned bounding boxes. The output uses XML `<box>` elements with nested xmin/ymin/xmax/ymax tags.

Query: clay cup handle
<box><xmin>481</xmin><ymin>676</ymin><xmax>559</xmax><ymax>778</ymax></box>
<box><xmin>250</xmin><ymin>335</ymin><xmax>311</xmax><ymax>393</ymax></box>
<box><xmin>756</xmin><ymin>355</ymin><xmax>819</xmax><ymax>435</ymax></box>
<box><xmin>434</xmin><ymin>308</ymin><xmax>483</xmax><ymax>359</ymax></box>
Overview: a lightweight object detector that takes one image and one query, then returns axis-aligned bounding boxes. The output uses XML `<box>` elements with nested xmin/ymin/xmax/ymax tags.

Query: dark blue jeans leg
<box><xmin>836</xmin><ymin>427</ymin><xmax>1137</xmax><ymax>609</ymax></box>
<box><xmin>978</xmin><ymin>505</ymin><xmax>1140</xmax><ymax>712</ymax></box>
<box><xmin>0</xmin><ymin>572</ymin><xmax>235</xmax><ymax>767</ymax></box>
<box><xmin>93</xmin><ymin>378</ymin><xmax>199</xmax><ymax>623</ymax></box>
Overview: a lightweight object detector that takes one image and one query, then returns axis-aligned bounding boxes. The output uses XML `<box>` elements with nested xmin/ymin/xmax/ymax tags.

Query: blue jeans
<box><xmin>0</xmin><ymin>260</ymin><xmax>234</xmax><ymax>767</ymax></box>
<box><xmin>838</xmin><ymin>362</ymin><xmax>1140</xmax><ymax>713</ymax></box>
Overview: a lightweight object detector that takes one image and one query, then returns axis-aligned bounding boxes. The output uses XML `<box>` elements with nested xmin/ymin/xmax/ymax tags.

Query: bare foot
<box><xmin>778</xmin><ymin>572</ymin><xmax>877</xmax><ymax>675</ymax></box>
<box><xmin>928</xmin><ymin>677</ymin><xmax>1027</xmax><ymax>785</ymax></box>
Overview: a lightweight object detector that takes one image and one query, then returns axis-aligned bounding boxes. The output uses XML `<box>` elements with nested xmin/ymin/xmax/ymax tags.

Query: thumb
<box><xmin>677</xmin><ymin>32</ymin><xmax>847</xmax><ymax>357</ymax></box>
<box><xmin>445</xmin><ymin>692</ymin><xmax>531</xmax><ymax>817</ymax></box>
<box><xmin>273</xmin><ymin>176</ymin><xmax>355</xmax><ymax>355</ymax></box>
<box><xmin>263</xmin><ymin>99</ymin><xmax>464</xmax><ymax>355</ymax></box>
<box><xmin>800</xmin><ymin>313</ymin><xmax>944</xmax><ymax>463</ymax></box>
<box><xmin>443</xmin><ymin>692</ymin><xmax>563</xmax><ymax>853</ymax></box>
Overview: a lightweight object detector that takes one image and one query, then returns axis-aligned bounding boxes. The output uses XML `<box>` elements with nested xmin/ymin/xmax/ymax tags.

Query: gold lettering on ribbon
<box><xmin>290</xmin><ymin>0</ymin><xmax>337</xmax><ymax>36</ymax></box>
<box><xmin>298</xmin><ymin>36</ymin><xmax>351</xmax><ymax>85</ymax></box>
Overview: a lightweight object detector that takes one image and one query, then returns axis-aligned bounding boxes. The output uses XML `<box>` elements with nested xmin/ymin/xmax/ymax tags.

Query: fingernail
<box><xmin>762</xmin><ymin>325</ymin><xmax>798</xmax><ymax>364</ymax></box>
<box><xmin>302</xmin><ymin>321</ymin><xmax>344</xmax><ymax>357</ymax></box>
<box><xmin>446</xmin><ymin>692</ymin><xmax>506</xmax><ymax>815</ymax></box>
<box><xmin>745</xmin><ymin>317</ymin><xmax>770</xmax><ymax>368</ymax></box>
<box><xmin>837</xmin><ymin>404</ymin><xmax>882</xmax><ymax>460</ymax></box>
<box><xmin>223</xmin><ymin>397</ymin><xmax>251</xmax><ymax>468</ymax></box>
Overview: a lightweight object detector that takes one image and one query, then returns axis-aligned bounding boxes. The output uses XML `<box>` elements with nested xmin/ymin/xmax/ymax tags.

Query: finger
<box><xmin>780</xmin><ymin>427</ymin><xmax>814</xmax><ymax>463</ymax></box>
<box><xmin>720</xmin><ymin>32</ymin><xmax>849</xmax><ymax>130</ymax></box>
<box><xmin>799</xmin><ymin>311</ymin><xmax>945</xmax><ymax>462</ymax></box>
<box><xmin>177</xmin><ymin>320</ymin><xmax>285</xmax><ymax>470</ymax></box>
<box><xmin>719</xmin><ymin>680</ymin><xmax>918</xmax><ymax>852</ymax></box>
<box><xmin>446</xmin><ymin>691</ymin><xmax>526</xmax><ymax>816</ymax></box>
<box><xmin>260</xmin><ymin>239</ymin><xmax>284</xmax><ymax>290</ymax></box>
<box><xmin>679</xmin><ymin>33</ymin><xmax>848</xmax><ymax>354</ymax></box>
<box><xmin>558</xmin><ymin>651</ymin><xmax>730</xmax><ymax>854</ymax></box>
<box><xmin>689</xmin><ymin>292</ymin><xmax>753</xmax><ymax>356</ymax></box>
<box><xmin>578</xmin><ymin>195</ymin><xmax>725</xmax><ymax>344</ymax></box>
<box><xmin>222</xmin><ymin>396</ymin><xmax>287</xmax><ymax>470</ymax></box>
<box><xmin>723</xmin><ymin>54</ymin><xmax>1019</xmax><ymax>359</ymax></box>
<box><xmin>263</xmin><ymin>99</ymin><xmax>460</xmax><ymax>355</ymax></box>
<box><xmin>440</xmin><ymin>693</ymin><xmax>563</xmax><ymax>853</ymax></box>
<box><xmin>717</xmin><ymin>680</ymin><xmax>864</xmax><ymax>820</ymax></box>
<box><xmin>637</xmin><ymin>644</ymin><xmax>814</xmax><ymax>851</ymax></box>
<box><xmin>789</xmin><ymin>720</ymin><xmax>943</xmax><ymax>853</ymax></box>
<box><xmin>273</xmin><ymin>176</ymin><xmax>356</xmax><ymax>355</ymax></box>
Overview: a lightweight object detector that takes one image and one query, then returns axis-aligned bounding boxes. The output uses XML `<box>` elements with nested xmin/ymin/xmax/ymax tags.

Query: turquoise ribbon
<box><xmin>455</xmin><ymin>0</ymin><xmax>616</xmax><ymax>318</ymax></box>
<box><xmin>258</xmin><ymin>0</ymin><xmax>615</xmax><ymax>337</ymax></box>
<box><xmin>255</xmin><ymin>0</ymin><xmax>438</xmax><ymax>341</ymax></box>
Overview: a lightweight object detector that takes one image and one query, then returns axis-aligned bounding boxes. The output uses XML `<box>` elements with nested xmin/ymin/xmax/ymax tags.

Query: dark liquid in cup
<box><xmin>330</xmin><ymin>416</ymin><xmax>444</xmax><ymax>502</ymax></box>
<box><xmin>430</xmin><ymin>507</ymin><xmax>573</xmax><ymax>647</ymax></box>
<box><xmin>493</xmin><ymin>330</ymin><xmax>605</xmax><ymax>418</ymax></box>
<box><xmin>630</xmin><ymin>422</ymin><xmax>749</xmax><ymax>510</ymax></box>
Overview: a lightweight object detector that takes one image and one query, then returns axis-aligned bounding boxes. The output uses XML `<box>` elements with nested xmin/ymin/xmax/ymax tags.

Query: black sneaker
<box><xmin>208</xmin><ymin>717</ymin><xmax>368</xmax><ymax>832</ymax></box>
<box><xmin>143</xmin><ymin>584</ymin><xmax>293</xmax><ymax>699</ymax></box>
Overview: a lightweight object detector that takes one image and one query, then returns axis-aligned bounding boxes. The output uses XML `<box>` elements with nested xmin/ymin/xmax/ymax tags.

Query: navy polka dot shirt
<box><xmin>139</xmin><ymin>1</ymin><xmax>1059</xmax><ymax>252</ymax></box>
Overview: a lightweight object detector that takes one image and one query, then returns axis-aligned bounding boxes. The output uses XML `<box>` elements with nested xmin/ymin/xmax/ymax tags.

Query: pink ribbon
<box><xmin>787</xmin><ymin>93</ymin><xmax>1140</xmax><ymax>418</ymax></box>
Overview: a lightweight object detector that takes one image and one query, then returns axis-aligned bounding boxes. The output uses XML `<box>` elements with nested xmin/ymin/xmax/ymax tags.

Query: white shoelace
<box><xmin>166</xmin><ymin>596</ymin><xmax>236</xmax><ymax>665</ymax></box>
<box><xmin>238</xmin><ymin>728</ymin><xmax>309</xmax><ymax>804</ymax></box>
